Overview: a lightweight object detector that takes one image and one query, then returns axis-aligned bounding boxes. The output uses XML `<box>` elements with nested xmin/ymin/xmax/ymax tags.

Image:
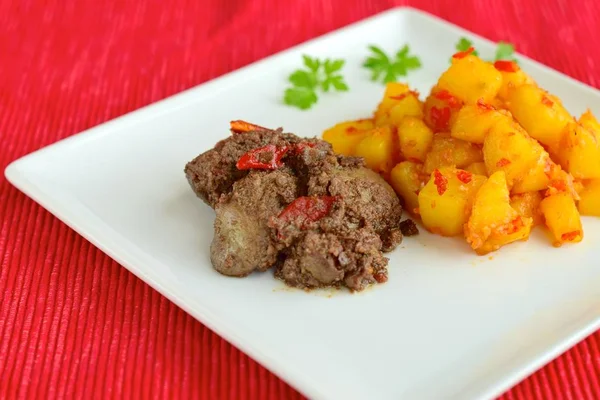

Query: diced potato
<box><xmin>465</xmin><ymin>171</ymin><xmax>533</xmax><ymax>255</ymax></box>
<box><xmin>423</xmin><ymin>87</ymin><xmax>463</xmax><ymax>132</ymax></box>
<box><xmin>438</xmin><ymin>55</ymin><xmax>502</xmax><ymax>104</ymax></box>
<box><xmin>545</xmin><ymin>165</ymin><xmax>580</xmax><ymax>200</ymax></box>
<box><xmin>580</xmin><ymin>109</ymin><xmax>600</xmax><ymax>134</ymax></box>
<box><xmin>510</xmin><ymin>192</ymin><xmax>544</xmax><ymax>226</ymax></box>
<box><xmin>556</xmin><ymin>122</ymin><xmax>600</xmax><ymax>179</ymax></box>
<box><xmin>465</xmin><ymin>162</ymin><xmax>488</xmax><ymax>176</ymax></box>
<box><xmin>389</xmin><ymin>161</ymin><xmax>426</xmax><ymax>214</ymax></box>
<box><xmin>505</xmin><ymin>84</ymin><xmax>572</xmax><ymax>151</ymax></box>
<box><xmin>354</xmin><ymin>126</ymin><xmax>396</xmax><ymax>173</ymax></box>
<box><xmin>450</xmin><ymin>103</ymin><xmax>513</xmax><ymax>144</ymax></box>
<box><xmin>483</xmin><ymin>119</ymin><xmax>540</xmax><ymax>188</ymax></box>
<box><xmin>511</xmin><ymin>146</ymin><xmax>552</xmax><ymax>194</ymax></box>
<box><xmin>377</xmin><ymin>94</ymin><xmax>423</xmax><ymax>126</ymax></box>
<box><xmin>540</xmin><ymin>192</ymin><xmax>583</xmax><ymax>247</ymax></box>
<box><xmin>397</xmin><ymin>117</ymin><xmax>433</xmax><ymax>162</ymax></box>
<box><xmin>424</xmin><ymin>133</ymin><xmax>483</xmax><ymax>174</ymax></box>
<box><xmin>418</xmin><ymin>167</ymin><xmax>486</xmax><ymax>236</ymax></box>
<box><xmin>497</xmin><ymin>65</ymin><xmax>535</xmax><ymax>100</ymax></box>
<box><xmin>374</xmin><ymin>83</ymin><xmax>416</xmax><ymax>125</ymax></box>
<box><xmin>322</xmin><ymin>119</ymin><xmax>374</xmax><ymax>156</ymax></box>
<box><xmin>578</xmin><ymin>179</ymin><xmax>600</xmax><ymax>216</ymax></box>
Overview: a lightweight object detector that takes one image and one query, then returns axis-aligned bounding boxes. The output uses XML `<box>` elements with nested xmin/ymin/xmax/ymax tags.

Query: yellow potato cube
<box><xmin>374</xmin><ymin>82</ymin><xmax>413</xmax><ymax>124</ymax></box>
<box><xmin>505</xmin><ymin>84</ymin><xmax>572</xmax><ymax>151</ymax></box>
<box><xmin>578</xmin><ymin>179</ymin><xmax>600</xmax><ymax>216</ymax></box>
<box><xmin>511</xmin><ymin>146</ymin><xmax>552</xmax><ymax>194</ymax></box>
<box><xmin>465</xmin><ymin>171</ymin><xmax>533</xmax><ymax>255</ymax></box>
<box><xmin>579</xmin><ymin>109</ymin><xmax>600</xmax><ymax>134</ymax></box>
<box><xmin>389</xmin><ymin>161</ymin><xmax>426</xmax><ymax>214</ymax></box>
<box><xmin>465</xmin><ymin>162</ymin><xmax>488</xmax><ymax>176</ymax></box>
<box><xmin>556</xmin><ymin>122</ymin><xmax>600</xmax><ymax>179</ymax></box>
<box><xmin>322</xmin><ymin>119</ymin><xmax>374</xmax><ymax>156</ymax></box>
<box><xmin>354</xmin><ymin>126</ymin><xmax>396</xmax><ymax>173</ymax></box>
<box><xmin>377</xmin><ymin>94</ymin><xmax>423</xmax><ymax>126</ymax></box>
<box><xmin>510</xmin><ymin>191</ymin><xmax>544</xmax><ymax>226</ymax></box>
<box><xmin>540</xmin><ymin>192</ymin><xmax>583</xmax><ymax>247</ymax></box>
<box><xmin>450</xmin><ymin>103</ymin><xmax>513</xmax><ymax>144</ymax></box>
<box><xmin>496</xmin><ymin>63</ymin><xmax>535</xmax><ymax>100</ymax></box>
<box><xmin>437</xmin><ymin>55</ymin><xmax>502</xmax><ymax>104</ymax></box>
<box><xmin>397</xmin><ymin>117</ymin><xmax>433</xmax><ymax>162</ymax></box>
<box><xmin>483</xmin><ymin>119</ymin><xmax>540</xmax><ymax>188</ymax></box>
<box><xmin>418</xmin><ymin>167</ymin><xmax>486</xmax><ymax>236</ymax></box>
<box><xmin>424</xmin><ymin>133</ymin><xmax>483</xmax><ymax>174</ymax></box>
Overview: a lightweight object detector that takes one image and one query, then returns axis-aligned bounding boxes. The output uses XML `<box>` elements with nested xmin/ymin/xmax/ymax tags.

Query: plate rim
<box><xmin>5</xmin><ymin>6</ymin><xmax>600</xmax><ymax>400</ymax></box>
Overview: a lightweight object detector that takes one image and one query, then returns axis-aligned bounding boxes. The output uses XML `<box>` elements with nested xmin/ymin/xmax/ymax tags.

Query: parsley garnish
<box><xmin>363</xmin><ymin>44</ymin><xmax>422</xmax><ymax>84</ymax></box>
<box><xmin>283</xmin><ymin>55</ymin><xmax>349</xmax><ymax>110</ymax></box>
<box><xmin>494</xmin><ymin>41</ymin><xmax>516</xmax><ymax>62</ymax></box>
<box><xmin>452</xmin><ymin>37</ymin><xmax>518</xmax><ymax>63</ymax></box>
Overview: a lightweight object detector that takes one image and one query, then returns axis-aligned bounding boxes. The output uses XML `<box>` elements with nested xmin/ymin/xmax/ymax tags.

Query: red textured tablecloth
<box><xmin>1</xmin><ymin>0</ymin><xmax>599</xmax><ymax>398</ymax></box>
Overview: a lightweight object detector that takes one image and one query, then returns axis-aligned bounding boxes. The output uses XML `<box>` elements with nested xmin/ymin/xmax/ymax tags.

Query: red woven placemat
<box><xmin>1</xmin><ymin>0</ymin><xmax>599</xmax><ymax>398</ymax></box>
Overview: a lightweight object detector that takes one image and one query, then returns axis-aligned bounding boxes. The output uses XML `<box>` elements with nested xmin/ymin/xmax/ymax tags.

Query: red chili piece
<box><xmin>496</xmin><ymin>158</ymin><xmax>511</xmax><ymax>167</ymax></box>
<box><xmin>477</xmin><ymin>99</ymin><xmax>496</xmax><ymax>111</ymax></box>
<box><xmin>236</xmin><ymin>144</ymin><xmax>289</xmax><ymax>170</ymax></box>
<box><xmin>430</xmin><ymin>106</ymin><xmax>451</xmax><ymax>131</ymax></box>
<box><xmin>452</xmin><ymin>47</ymin><xmax>475</xmax><ymax>59</ymax></box>
<box><xmin>373</xmin><ymin>272</ymin><xmax>388</xmax><ymax>283</ymax></box>
<box><xmin>541</xmin><ymin>95</ymin><xmax>554</xmax><ymax>107</ymax></box>
<box><xmin>493</xmin><ymin>60</ymin><xmax>519</xmax><ymax>73</ymax></box>
<box><xmin>277</xmin><ymin>196</ymin><xmax>338</xmax><ymax>228</ymax></box>
<box><xmin>456</xmin><ymin>170</ymin><xmax>473</xmax><ymax>184</ymax></box>
<box><xmin>561</xmin><ymin>230</ymin><xmax>580</xmax><ymax>242</ymax></box>
<box><xmin>506</xmin><ymin>216</ymin><xmax>524</xmax><ymax>234</ymax></box>
<box><xmin>434</xmin><ymin>90</ymin><xmax>461</xmax><ymax>108</ymax></box>
<box><xmin>433</xmin><ymin>169</ymin><xmax>448</xmax><ymax>196</ymax></box>
<box><xmin>389</xmin><ymin>93</ymin><xmax>409</xmax><ymax>101</ymax></box>
<box><xmin>230</xmin><ymin>120</ymin><xmax>269</xmax><ymax>134</ymax></box>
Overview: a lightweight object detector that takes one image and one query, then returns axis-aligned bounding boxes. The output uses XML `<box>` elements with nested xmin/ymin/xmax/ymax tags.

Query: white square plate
<box><xmin>6</xmin><ymin>7</ymin><xmax>600</xmax><ymax>400</ymax></box>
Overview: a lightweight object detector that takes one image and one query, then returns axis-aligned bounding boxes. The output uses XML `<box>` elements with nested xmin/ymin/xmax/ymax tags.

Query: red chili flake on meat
<box><xmin>430</xmin><ymin>106</ymin><xmax>451</xmax><ymax>131</ymax></box>
<box><xmin>456</xmin><ymin>170</ymin><xmax>473</xmax><ymax>183</ymax></box>
<box><xmin>277</xmin><ymin>196</ymin><xmax>338</xmax><ymax>228</ymax></box>
<box><xmin>541</xmin><ymin>95</ymin><xmax>554</xmax><ymax>107</ymax></box>
<box><xmin>236</xmin><ymin>144</ymin><xmax>289</xmax><ymax>170</ymax></box>
<box><xmin>477</xmin><ymin>99</ymin><xmax>496</xmax><ymax>111</ymax></box>
<box><xmin>294</xmin><ymin>142</ymin><xmax>317</xmax><ymax>152</ymax></box>
<box><xmin>561</xmin><ymin>230</ymin><xmax>580</xmax><ymax>242</ymax></box>
<box><xmin>493</xmin><ymin>60</ymin><xmax>519</xmax><ymax>73</ymax></box>
<box><xmin>496</xmin><ymin>158</ymin><xmax>511</xmax><ymax>167</ymax></box>
<box><xmin>452</xmin><ymin>47</ymin><xmax>475</xmax><ymax>59</ymax></box>
<box><xmin>373</xmin><ymin>272</ymin><xmax>388</xmax><ymax>283</ymax></box>
<box><xmin>433</xmin><ymin>169</ymin><xmax>448</xmax><ymax>196</ymax></box>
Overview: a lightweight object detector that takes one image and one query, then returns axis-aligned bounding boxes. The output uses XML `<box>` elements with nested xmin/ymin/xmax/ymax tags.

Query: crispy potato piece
<box><xmin>556</xmin><ymin>122</ymin><xmax>600</xmax><ymax>179</ymax></box>
<box><xmin>578</xmin><ymin>179</ymin><xmax>600</xmax><ymax>216</ymax></box>
<box><xmin>397</xmin><ymin>117</ymin><xmax>433</xmax><ymax>162</ymax></box>
<box><xmin>450</xmin><ymin>103</ymin><xmax>513</xmax><ymax>144</ymax></box>
<box><xmin>465</xmin><ymin>171</ymin><xmax>532</xmax><ymax>255</ymax></box>
<box><xmin>438</xmin><ymin>55</ymin><xmax>502</xmax><ymax>104</ymax></box>
<box><xmin>418</xmin><ymin>167</ymin><xmax>486</xmax><ymax>236</ymax></box>
<box><xmin>389</xmin><ymin>161</ymin><xmax>426</xmax><ymax>214</ymax></box>
<box><xmin>483</xmin><ymin>118</ymin><xmax>540</xmax><ymax>188</ymax></box>
<box><xmin>354</xmin><ymin>125</ymin><xmax>396</xmax><ymax>174</ymax></box>
<box><xmin>511</xmin><ymin>145</ymin><xmax>552</xmax><ymax>194</ymax></box>
<box><xmin>505</xmin><ymin>84</ymin><xmax>572</xmax><ymax>151</ymax></box>
<box><xmin>540</xmin><ymin>192</ymin><xmax>583</xmax><ymax>247</ymax></box>
<box><xmin>424</xmin><ymin>133</ymin><xmax>483</xmax><ymax>174</ymax></box>
<box><xmin>510</xmin><ymin>192</ymin><xmax>544</xmax><ymax>226</ymax></box>
<box><xmin>379</xmin><ymin>93</ymin><xmax>423</xmax><ymax>126</ymax></box>
<box><xmin>322</xmin><ymin>119</ymin><xmax>375</xmax><ymax>156</ymax></box>
<box><xmin>423</xmin><ymin>87</ymin><xmax>463</xmax><ymax>132</ymax></box>
<box><xmin>465</xmin><ymin>161</ymin><xmax>488</xmax><ymax>176</ymax></box>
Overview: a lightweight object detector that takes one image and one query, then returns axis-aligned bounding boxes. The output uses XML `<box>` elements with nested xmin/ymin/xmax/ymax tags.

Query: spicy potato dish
<box><xmin>322</xmin><ymin>50</ymin><xmax>600</xmax><ymax>255</ymax></box>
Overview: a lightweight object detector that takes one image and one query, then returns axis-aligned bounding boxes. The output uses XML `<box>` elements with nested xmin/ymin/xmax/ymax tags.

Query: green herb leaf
<box><xmin>284</xmin><ymin>55</ymin><xmax>348</xmax><ymax>110</ymax></box>
<box><xmin>495</xmin><ymin>41</ymin><xmax>516</xmax><ymax>62</ymax></box>
<box><xmin>363</xmin><ymin>44</ymin><xmax>422</xmax><ymax>84</ymax></box>
<box><xmin>284</xmin><ymin>87</ymin><xmax>318</xmax><ymax>110</ymax></box>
